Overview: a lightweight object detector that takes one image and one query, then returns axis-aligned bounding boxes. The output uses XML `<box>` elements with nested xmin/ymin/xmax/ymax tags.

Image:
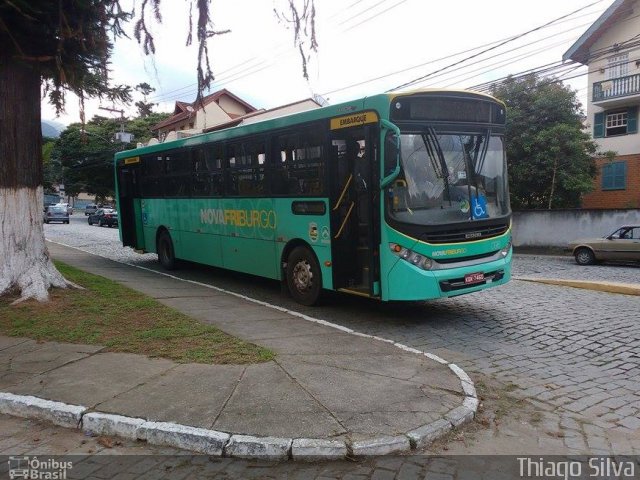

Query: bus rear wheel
<box><xmin>157</xmin><ymin>230</ymin><xmax>177</xmax><ymax>270</ymax></box>
<box><xmin>286</xmin><ymin>246</ymin><xmax>322</xmax><ymax>306</ymax></box>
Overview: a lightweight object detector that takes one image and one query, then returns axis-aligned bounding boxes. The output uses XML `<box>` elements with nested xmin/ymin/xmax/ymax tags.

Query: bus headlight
<box><xmin>500</xmin><ymin>237</ymin><xmax>512</xmax><ymax>257</ymax></box>
<box><xmin>390</xmin><ymin>243</ymin><xmax>433</xmax><ymax>270</ymax></box>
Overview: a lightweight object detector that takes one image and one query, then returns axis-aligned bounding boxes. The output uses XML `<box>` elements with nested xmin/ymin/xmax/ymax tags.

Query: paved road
<box><xmin>33</xmin><ymin>218</ymin><xmax>640</xmax><ymax>469</ymax></box>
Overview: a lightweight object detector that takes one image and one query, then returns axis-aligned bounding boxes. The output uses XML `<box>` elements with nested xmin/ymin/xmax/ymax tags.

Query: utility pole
<box><xmin>98</xmin><ymin>106</ymin><xmax>134</xmax><ymax>144</ymax></box>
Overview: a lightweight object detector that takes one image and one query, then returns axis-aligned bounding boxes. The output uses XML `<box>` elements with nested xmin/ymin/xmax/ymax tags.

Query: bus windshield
<box><xmin>388</xmin><ymin>129</ymin><xmax>510</xmax><ymax>225</ymax></box>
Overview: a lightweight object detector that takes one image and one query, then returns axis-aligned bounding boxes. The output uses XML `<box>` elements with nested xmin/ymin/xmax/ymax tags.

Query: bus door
<box><xmin>117</xmin><ymin>159</ymin><xmax>143</xmax><ymax>249</ymax></box>
<box><xmin>329</xmin><ymin>126</ymin><xmax>380</xmax><ymax>297</ymax></box>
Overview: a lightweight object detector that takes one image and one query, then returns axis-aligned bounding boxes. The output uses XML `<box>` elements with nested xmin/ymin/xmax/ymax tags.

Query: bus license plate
<box><xmin>464</xmin><ymin>272</ymin><xmax>485</xmax><ymax>285</ymax></box>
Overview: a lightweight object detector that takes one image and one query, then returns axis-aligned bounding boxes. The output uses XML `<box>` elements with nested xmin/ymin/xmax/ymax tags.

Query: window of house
<box><xmin>594</xmin><ymin>107</ymin><xmax>638</xmax><ymax>138</ymax></box>
<box><xmin>606</xmin><ymin>53</ymin><xmax>629</xmax><ymax>80</ymax></box>
<box><xmin>605</xmin><ymin>111</ymin><xmax>628</xmax><ymax>136</ymax></box>
<box><xmin>601</xmin><ymin>161</ymin><xmax>626</xmax><ymax>190</ymax></box>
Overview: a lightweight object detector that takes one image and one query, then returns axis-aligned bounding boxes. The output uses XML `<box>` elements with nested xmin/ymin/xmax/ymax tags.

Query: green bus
<box><xmin>115</xmin><ymin>89</ymin><xmax>512</xmax><ymax>305</ymax></box>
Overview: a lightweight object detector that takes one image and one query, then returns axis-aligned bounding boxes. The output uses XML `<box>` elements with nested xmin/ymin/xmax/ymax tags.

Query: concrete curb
<box><xmin>0</xmin><ymin>340</ymin><xmax>478</xmax><ymax>459</ymax></box>
<box><xmin>0</xmin><ymin>392</ymin><xmax>85</xmax><ymax>428</ymax></box>
<box><xmin>515</xmin><ymin>277</ymin><xmax>640</xmax><ymax>296</ymax></box>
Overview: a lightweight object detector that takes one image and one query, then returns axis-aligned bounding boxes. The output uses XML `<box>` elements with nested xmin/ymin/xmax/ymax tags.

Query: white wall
<box><xmin>196</xmin><ymin>102</ymin><xmax>233</xmax><ymax>131</ymax></box>
<box><xmin>512</xmin><ymin>209</ymin><xmax>640</xmax><ymax>247</ymax></box>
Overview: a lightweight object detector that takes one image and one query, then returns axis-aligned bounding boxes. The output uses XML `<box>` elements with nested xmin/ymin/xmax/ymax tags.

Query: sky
<box><xmin>41</xmin><ymin>0</ymin><xmax>612</xmax><ymax>127</ymax></box>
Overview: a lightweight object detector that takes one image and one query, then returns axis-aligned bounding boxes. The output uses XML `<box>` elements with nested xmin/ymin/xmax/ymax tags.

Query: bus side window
<box><xmin>141</xmin><ymin>155</ymin><xmax>164</xmax><ymax>197</ymax></box>
<box><xmin>191</xmin><ymin>148</ymin><xmax>210</xmax><ymax>197</ymax></box>
<box><xmin>164</xmin><ymin>151</ymin><xmax>191</xmax><ymax>197</ymax></box>
<box><xmin>275</xmin><ymin>134</ymin><xmax>299</xmax><ymax>195</ymax></box>
<box><xmin>276</xmin><ymin>128</ymin><xmax>324</xmax><ymax>196</ymax></box>
<box><xmin>228</xmin><ymin>140</ymin><xmax>267</xmax><ymax>196</ymax></box>
<box><xmin>250</xmin><ymin>141</ymin><xmax>267</xmax><ymax>195</ymax></box>
<box><xmin>226</xmin><ymin>144</ymin><xmax>239</xmax><ymax>195</ymax></box>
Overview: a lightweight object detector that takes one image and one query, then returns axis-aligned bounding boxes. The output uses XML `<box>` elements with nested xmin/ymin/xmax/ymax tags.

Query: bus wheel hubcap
<box><xmin>293</xmin><ymin>261</ymin><xmax>313</xmax><ymax>291</ymax></box>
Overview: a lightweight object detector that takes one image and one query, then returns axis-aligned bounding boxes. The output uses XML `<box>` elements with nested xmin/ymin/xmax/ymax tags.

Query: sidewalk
<box><xmin>515</xmin><ymin>277</ymin><xmax>640</xmax><ymax>295</ymax></box>
<box><xmin>0</xmin><ymin>243</ymin><xmax>476</xmax><ymax>459</ymax></box>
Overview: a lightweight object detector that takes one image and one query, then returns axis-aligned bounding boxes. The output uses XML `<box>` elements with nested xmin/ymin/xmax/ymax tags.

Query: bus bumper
<box><xmin>384</xmin><ymin>249</ymin><xmax>512</xmax><ymax>301</ymax></box>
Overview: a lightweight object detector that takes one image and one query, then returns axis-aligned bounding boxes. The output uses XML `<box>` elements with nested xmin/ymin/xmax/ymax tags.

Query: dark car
<box><xmin>88</xmin><ymin>208</ymin><xmax>119</xmax><ymax>227</ymax></box>
<box><xmin>84</xmin><ymin>204</ymin><xmax>98</xmax><ymax>216</ymax></box>
<box><xmin>43</xmin><ymin>205</ymin><xmax>70</xmax><ymax>224</ymax></box>
<box><xmin>569</xmin><ymin>225</ymin><xmax>640</xmax><ymax>265</ymax></box>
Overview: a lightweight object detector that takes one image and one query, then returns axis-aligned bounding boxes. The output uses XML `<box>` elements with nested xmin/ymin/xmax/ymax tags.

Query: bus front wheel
<box><xmin>157</xmin><ymin>231</ymin><xmax>177</xmax><ymax>270</ymax></box>
<box><xmin>286</xmin><ymin>246</ymin><xmax>322</xmax><ymax>306</ymax></box>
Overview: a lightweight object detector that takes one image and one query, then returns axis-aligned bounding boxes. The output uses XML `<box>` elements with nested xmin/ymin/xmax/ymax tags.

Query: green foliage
<box><xmin>0</xmin><ymin>1</ymin><xmax>132</xmax><ymax>114</ymax></box>
<box><xmin>491</xmin><ymin>74</ymin><xmax>597</xmax><ymax>209</ymax></box>
<box><xmin>128</xmin><ymin>112</ymin><xmax>171</xmax><ymax>142</ymax></box>
<box><xmin>135</xmin><ymin>82</ymin><xmax>157</xmax><ymax>117</ymax></box>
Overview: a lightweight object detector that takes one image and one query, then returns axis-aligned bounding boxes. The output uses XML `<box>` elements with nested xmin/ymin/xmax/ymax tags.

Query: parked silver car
<box><xmin>84</xmin><ymin>203</ymin><xmax>98</xmax><ymax>216</ymax></box>
<box><xmin>43</xmin><ymin>205</ymin><xmax>70</xmax><ymax>224</ymax></box>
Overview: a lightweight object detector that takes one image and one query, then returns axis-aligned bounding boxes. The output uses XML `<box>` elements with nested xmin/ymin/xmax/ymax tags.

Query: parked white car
<box><xmin>55</xmin><ymin>203</ymin><xmax>73</xmax><ymax>215</ymax></box>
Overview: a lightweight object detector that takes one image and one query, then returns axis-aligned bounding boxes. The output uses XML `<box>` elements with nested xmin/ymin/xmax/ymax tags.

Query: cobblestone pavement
<box><xmin>512</xmin><ymin>253</ymin><xmax>640</xmax><ymax>285</ymax></box>
<box><xmin>36</xmin><ymin>220</ymin><xmax>640</xmax><ymax>474</ymax></box>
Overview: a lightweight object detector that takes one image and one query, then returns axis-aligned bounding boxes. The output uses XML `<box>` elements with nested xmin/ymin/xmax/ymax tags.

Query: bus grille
<box><xmin>423</xmin><ymin>224</ymin><xmax>509</xmax><ymax>244</ymax></box>
<box><xmin>435</xmin><ymin>250</ymin><xmax>499</xmax><ymax>264</ymax></box>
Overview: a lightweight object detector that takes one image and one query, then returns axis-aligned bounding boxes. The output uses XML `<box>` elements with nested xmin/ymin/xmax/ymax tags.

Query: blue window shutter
<box><xmin>615</xmin><ymin>161</ymin><xmax>627</xmax><ymax>189</ymax></box>
<box><xmin>602</xmin><ymin>163</ymin><xmax>612</xmax><ymax>189</ymax></box>
<box><xmin>593</xmin><ymin>112</ymin><xmax>605</xmax><ymax>138</ymax></box>
<box><xmin>602</xmin><ymin>161</ymin><xmax>627</xmax><ymax>190</ymax></box>
<box><xmin>627</xmin><ymin>106</ymin><xmax>637</xmax><ymax>134</ymax></box>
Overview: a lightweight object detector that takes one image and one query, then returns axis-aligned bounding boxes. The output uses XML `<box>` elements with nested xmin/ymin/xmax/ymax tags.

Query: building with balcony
<box><xmin>563</xmin><ymin>0</ymin><xmax>640</xmax><ymax>208</ymax></box>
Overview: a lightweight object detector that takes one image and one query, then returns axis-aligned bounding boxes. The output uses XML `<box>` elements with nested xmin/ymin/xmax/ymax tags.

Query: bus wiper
<box><xmin>423</xmin><ymin>128</ymin><xmax>452</xmax><ymax>206</ymax></box>
<box><xmin>472</xmin><ymin>130</ymin><xmax>490</xmax><ymax>179</ymax></box>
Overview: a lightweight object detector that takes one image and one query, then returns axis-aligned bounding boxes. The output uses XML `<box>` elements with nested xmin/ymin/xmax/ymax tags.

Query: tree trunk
<box><xmin>548</xmin><ymin>159</ymin><xmax>558</xmax><ymax>210</ymax></box>
<box><xmin>0</xmin><ymin>56</ymin><xmax>72</xmax><ymax>303</ymax></box>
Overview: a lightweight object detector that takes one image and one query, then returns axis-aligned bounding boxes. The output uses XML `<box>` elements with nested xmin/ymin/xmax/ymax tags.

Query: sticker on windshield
<box><xmin>472</xmin><ymin>194</ymin><xmax>489</xmax><ymax>219</ymax></box>
<box><xmin>459</xmin><ymin>199</ymin><xmax>470</xmax><ymax>214</ymax></box>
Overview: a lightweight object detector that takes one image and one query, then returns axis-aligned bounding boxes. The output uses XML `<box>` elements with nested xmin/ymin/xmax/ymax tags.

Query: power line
<box><xmin>412</xmin><ymin>25</ymin><xmax>591</xmax><ymax>89</ymax></box>
<box><xmin>148</xmin><ymin>1</ymin><xmax>608</xmax><ymax>109</ymax></box>
<box><xmin>388</xmin><ymin>0</ymin><xmax>606</xmax><ymax>91</ymax></box>
<box><xmin>343</xmin><ymin>0</ymin><xmax>409</xmax><ymax>32</ymax></box>
<box><xmin>471</xmin><ymin>38</ymin><xmax>640</xmax><ymax>93</ymax></box>
<box><xmin>320</xmin><ymin>7</ymin><xmax>605</xmax><ymax>98</ymax></box>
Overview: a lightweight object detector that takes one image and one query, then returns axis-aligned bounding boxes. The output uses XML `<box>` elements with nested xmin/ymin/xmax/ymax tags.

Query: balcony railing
<box><xmin>593</xmin><ymin>73</ymin><xmax>640</xmax><ymax>102</ymax></box>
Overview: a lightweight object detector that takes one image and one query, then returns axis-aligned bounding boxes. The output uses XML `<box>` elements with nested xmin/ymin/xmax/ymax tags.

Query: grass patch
<box><xmin>0</xmin><ymin>261</ymin><xmax>275</xmax><ymax>365</ymax></box>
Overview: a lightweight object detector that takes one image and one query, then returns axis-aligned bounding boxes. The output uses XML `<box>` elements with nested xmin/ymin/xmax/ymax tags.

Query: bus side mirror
<box><xmin>380</xmin><ymin>120</ymin><xmax>400</xmax><ymax>189</ymax></box>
